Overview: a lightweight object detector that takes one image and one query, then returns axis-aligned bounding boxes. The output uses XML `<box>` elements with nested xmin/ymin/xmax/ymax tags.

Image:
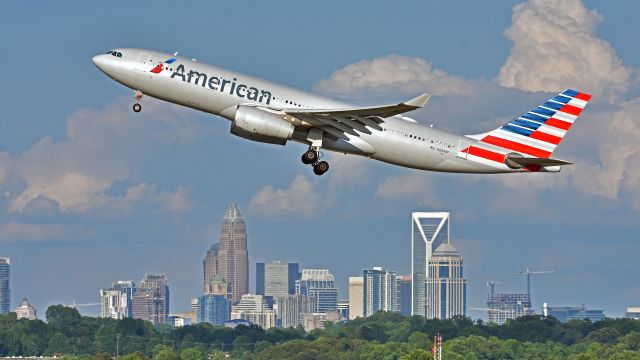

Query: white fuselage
<box><xmin>92</xmin><ymin>48</ymin><xmax>522</xmax><ymax>174</ymax></box>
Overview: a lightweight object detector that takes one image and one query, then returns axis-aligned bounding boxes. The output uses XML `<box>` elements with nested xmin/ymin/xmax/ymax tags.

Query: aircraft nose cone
<box><xmin>92</xmin><ymin>54</ymin><xmax>110</xmax><ymax>71</ymax></box>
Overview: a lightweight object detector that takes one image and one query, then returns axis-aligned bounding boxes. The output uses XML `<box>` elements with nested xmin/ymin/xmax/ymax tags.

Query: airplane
<box><xmin>92</xmin><ymin>48</ymin><xmax>591</xmax><ymax>176</ymax></box>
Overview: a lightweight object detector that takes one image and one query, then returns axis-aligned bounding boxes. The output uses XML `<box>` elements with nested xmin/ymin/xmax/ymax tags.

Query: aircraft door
<box><xmin>456</xmin><ymin>140</ymin><xmax>470</xmax><ymax>159</ymax></box>
<box><xmin>135</xmin><ymin>53</ymin><xmax>151</xmax><ymax>71</ymax></box>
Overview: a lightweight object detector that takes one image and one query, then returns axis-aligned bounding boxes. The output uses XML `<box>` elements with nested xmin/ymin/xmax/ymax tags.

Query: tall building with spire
<box><xmin>0</xmin><ymin>257</ymin><xmax>9</xmax><ymax>315</ymax></box>
<box><xmin>218</xmin><ymin>203</ymin><xmax>249</xmax><ymax>303</ymax></box>
<box><xmin>411</xmin><ymin>212</ymin><xmax>450</xmax><ymax>316</ymax></box>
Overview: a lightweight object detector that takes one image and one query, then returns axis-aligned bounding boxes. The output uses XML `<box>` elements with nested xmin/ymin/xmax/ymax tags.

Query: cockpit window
<box><xmin>116</xmin><ymin>52</ymin><xmax>122</xmax><ymax>57</ymax></box>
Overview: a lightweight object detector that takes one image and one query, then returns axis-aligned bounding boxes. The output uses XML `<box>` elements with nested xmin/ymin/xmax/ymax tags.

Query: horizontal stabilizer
<box><xmin>505</xmin><ymin>154</ymin><xmax>573</xmax><ymax>169</ymax></box>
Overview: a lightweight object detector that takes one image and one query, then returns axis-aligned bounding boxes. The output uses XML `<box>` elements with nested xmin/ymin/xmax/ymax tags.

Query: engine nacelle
<box><xmin>230</xmin><ymin>106</ymin><xmax>294</xmax><ymax>145</ymax></box>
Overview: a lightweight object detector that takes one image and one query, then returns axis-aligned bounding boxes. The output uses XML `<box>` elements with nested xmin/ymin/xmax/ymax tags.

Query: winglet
<box><xmin>405</xmin><ymin>93</ymin><xmax>431</xmax><ymax>108</ymax></box>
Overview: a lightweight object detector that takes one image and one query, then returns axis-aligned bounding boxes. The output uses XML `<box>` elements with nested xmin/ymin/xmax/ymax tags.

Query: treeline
<box><xmin>0</xmin><ymin>305</ymin><xmax>639</xmax><ymax>359</ymax></box>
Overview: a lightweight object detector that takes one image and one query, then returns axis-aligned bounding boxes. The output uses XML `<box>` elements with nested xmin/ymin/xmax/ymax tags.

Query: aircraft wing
<box><xmin>283</xmin><ymin>93</ymin><xmax>430</xmax><ymax>138</ymax></box>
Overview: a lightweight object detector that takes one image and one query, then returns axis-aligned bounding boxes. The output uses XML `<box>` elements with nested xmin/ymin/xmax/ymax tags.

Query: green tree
<box><xmin>46</xmin><ymin>306</ymin><xmax>81</xmax><ymax>332</ymax></box>
<box><xmin>119</xmin><ymin>352</ymin><xmax>149</xmax><ymax>360</ymax></box>
<box><xmin>208</xmin><ymin>350</ymin><xmax>227</xmax><ymax>360</ymax></box>
<box><xmin>94</xmin><ymin>352</ymin><xmax>112</xmax><ymax>360</ymax></box>
<box><xmin>179</xmin><ymin>347</ymin><xmax>202</xmax><ymax>360</ymax></box>
<box><xmin>408</xmin><ymin>332</ymin><xmax>431</xmax><ymax>350</ymax></box>
<box><xmin>47</xmin><ymin>333</ymin><xmax>72</xmax><ymax>355</ymax></box>
<box><xmin>153</xmin><ymin>345</ymin><xmax>179</xmax><ymax>360</ymax></box>
<box><xmin>400</xmin><ymin>349</ymin><xmax>431</xmax><ymax>360</ymax></box>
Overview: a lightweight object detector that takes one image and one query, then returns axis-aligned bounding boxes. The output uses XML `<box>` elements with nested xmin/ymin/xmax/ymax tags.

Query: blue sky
<box><xmin>1</xmin><ymin>0</ymin><xmax>639</xmax><ymax>318</ymax></box>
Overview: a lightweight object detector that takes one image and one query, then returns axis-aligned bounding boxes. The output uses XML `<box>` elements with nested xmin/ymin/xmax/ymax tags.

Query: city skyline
<box><xmin>2</xmin><ymin>204</ymin><xmax>636</xmax><ymax>321</ymax></box>
<box><xmin>1</xmin><ymin>0</ymin><xmax>639</xmax><ymax>320</ymax></box>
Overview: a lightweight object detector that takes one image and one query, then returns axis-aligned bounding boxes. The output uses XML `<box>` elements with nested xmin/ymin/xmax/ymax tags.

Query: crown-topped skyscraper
<box><xmin>217</xmin><ymin>203</ymin><xmax>249</xmax><ymax>303</ymax></box>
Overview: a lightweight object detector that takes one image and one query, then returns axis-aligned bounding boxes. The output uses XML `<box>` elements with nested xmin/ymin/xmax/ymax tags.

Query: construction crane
<box><xmin>515</xmin><ymin>268</ymin><xmax>554</xmax><ymax>300</ymax></box>
<box><xmin>470</xmin><ymin>307</ymin><xmax>512</xmax><ymax>314</ymax></box>
<box><xmin>487</xmin><ymin>280</ymin><xmax>502</xmax><ymax>298</ymax></box>
<box><xmin>67</xmin><ymin>301</ymin><xmax>100</xmax><ymax>308</ymax></box>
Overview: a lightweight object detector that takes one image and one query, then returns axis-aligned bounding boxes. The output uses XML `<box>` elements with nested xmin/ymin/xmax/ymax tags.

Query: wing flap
<box><xmin>285</xmin><ymin>93</ymin><xmax>430</xmax><ymax>136</ymax></box>
<box><xmin>505</xmin><ymin>155</ymin><xmax>573</xmax><ymax>169</ymax></box>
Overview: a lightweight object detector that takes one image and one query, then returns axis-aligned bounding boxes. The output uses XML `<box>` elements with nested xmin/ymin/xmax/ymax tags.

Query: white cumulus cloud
<box><xmin>3</xmin><ymin>98</ymin><xmax>201</xmax><ymax>215</ymax></box>
<box><xmin>497</xmin><ymin>0</ymin><xmax>631</xmax><ymax>98</ymax></box>
<box><xmin>314</xmin><ymin>54</ymin><xmax>474</xmax><ymax>98</ymax></box>
<box><xmin>249</xmin><ymin>175</ymin><xmax>320</xmax><ymax>218</ymax></box>
<box><xmin>375</xmin><ymin>172</ymin><xmax>441</xmax><ymax>207</ymax></box>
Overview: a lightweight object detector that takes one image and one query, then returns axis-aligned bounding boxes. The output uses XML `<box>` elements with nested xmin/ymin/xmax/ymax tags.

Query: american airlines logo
<box><xmin>170</xmin><ymin>64</ymin><xmax>272</xmax><ymax>105</ymax></box>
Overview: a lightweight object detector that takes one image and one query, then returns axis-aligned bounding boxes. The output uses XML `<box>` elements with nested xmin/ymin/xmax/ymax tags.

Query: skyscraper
<box><xmin>217</xmin><ymin>204</ymin><xmax>249</xmax><ymax>303</ymax></box>
<box><xmin>486</xmin><ymin>293</ymin><xmax>533</xmax><ymax>325</ymax></box>
<box><xmin>15</xmin><ymin>298</ymin><xmax>36</xmax><ymax>320</ymax></box>
<box><xmin>203</xmin><ymin>243</ymin><xmax>219</xmax><ymax>294</ymax></box>
<box><xmin>397</xmin><ymin>275</ymin><xmax>412</xmax><ymax>316</ymax></box>
<box><xmin>112</xmin><ymin>280</ymin><xmax>136</xmax><ymax>317</ymax></box>
<box><xmin>276</xmin><ymin>294</ymin><xmax>311</xmax><ymax>328</ymax></box>
<box><xmin>425</xmin><ymin>243</ymin><xmax>466</xmax><ymax>319</ymax></box>
<box><xmin>412</xmin><ymin>212</ymin><xmax>450</xmax><ymax>316</ymax></box>
<box><xmin>200</xmin><ymin>275</ymin><xmax>232</xmax><ymax>325</ymax></box>
<box><xmin>131</xmin><ymin>274</ymin><xmax>170</xmax><ymax>324</ymax></box>
<box><xmin>363</xmin><ymin>267</ymin><xmax>398</xmax><ymax>317</ymax></box>
<box><xmin>256</xmin><ymin>261</ymin><xmax>300</xmax><ymax>299</ymax></box>
<box><xmin>100</xmin><ymin>289</ymin><xmax>129</xmax><ymax>319</ymax></box>
<box><xmin>0</xmin><ymin>257</ymin><xmax>9</xmax><ymax>315</ymax></box>
<box><xmin>295</xmin><ymin>269</ymin><xmax>338</xmax><ymax>313</ymax></box>
<box><xmin>348</xmin><ymin>276</ymin><xmax>364</xmax><ymax>320</ymax></box>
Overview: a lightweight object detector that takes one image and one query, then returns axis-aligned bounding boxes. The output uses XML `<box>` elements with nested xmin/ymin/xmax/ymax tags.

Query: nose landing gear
<box><xmin>301</xmin><ymin>147</ymin><xmax>329</xmax><ymax>176</ymax></box>
<box><xmin>132</xmin><ymin>91</ymin><xmax>143</xmax><ymax>112</ymax></box>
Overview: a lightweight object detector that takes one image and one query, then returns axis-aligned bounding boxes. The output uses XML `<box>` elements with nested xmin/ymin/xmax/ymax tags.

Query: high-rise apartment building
<box><xmin>217</xmin><ymin>204</ymin><xmax>249</xmax><ymax>303</ymax></box>
<box><xmin>397</xmin><ymin>275</ymin><xmax>412</xmax><ymax>316</ymax></box>
<box><xmin>256</xmin><ymin>261</ymin><xmax>300</xmax><ymax>299</ymax></box>
<box><xmin>486</xmin><ymin>293</ymin><xmax>534</xmax><ymax>325</ymax></box>
<box><xmin>296</xmin><ymin>269</ymin><xmax>338</xmax><ymax>313</ymax></box>
<box><xmin>363</xmin><ymin>267</ymin><xmax>398</xmax><ymax>317</ymax></box>
<box><xmin>425</xmin><ymin>243</ymin><xmax>466</xmax><ymax>319</ymax></box>
<box><xmin>412</xmin><ymin>212</ymin><xmax>450</xmax><ymax>316</ymax></box>
<box><xmin>0</xmin><ymin>257</ymin><xmax>9</xmax><ymax>315</ymax></box>
<box><xmin>100</xmin><ymin>289</ymin><xmax>129</xmax><ymax>319</ymax></box>
<box><xmin>112</xmin><ymin>280</ymin><xmax>136</xmax><ymax>317</ymax></box>
<box><xmin>131</xmin><ymin>274</ymin><xmax>170</xmax><ymax>324</ymax></box>
<box><xmin>276</xmin><ymin>294</ymin><xmax>312</xmax><ymax>328</ymax></box>
<box><xmin>348</xmin><ymin>276</ymin><xmax>364</xmax><ymax>320</ymax></box>
<box><xmin>15</xmin><ymin>298</ymin><xmax>36</xmax><ymax>320</ymax></box>
<box><xmin>203</xmin><ymin>243</ymin><xmax>220</xmax><ymax>294</ymax></box>
<box><xmin>198</xmin><ymin>294</ymin><xmax>231</xmax><ymax>325</ymax></box>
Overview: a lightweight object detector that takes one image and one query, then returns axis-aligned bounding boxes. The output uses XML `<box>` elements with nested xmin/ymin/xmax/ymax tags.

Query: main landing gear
<box><xmin>132</xmin><ymin>91</ymin><xmax>143</xmax><ymax>112</ymax></box>
<box><xmin>301</xmin><ymin>148</ymin><xmax>329</xmax><ymax>176</ymax></box>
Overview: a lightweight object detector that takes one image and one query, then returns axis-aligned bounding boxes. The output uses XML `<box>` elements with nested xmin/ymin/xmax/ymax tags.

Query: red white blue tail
<box><xmin>465</xmin><ymin>89</ymin><xmax>591</xmax><ymax>170</ymax></box>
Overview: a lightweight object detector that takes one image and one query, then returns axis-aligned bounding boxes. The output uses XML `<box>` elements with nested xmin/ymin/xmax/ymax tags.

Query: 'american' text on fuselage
<box><xmin>171</xmin><ymin>64</ymin><xmax>272</xmax><ymax>105</ymax></box>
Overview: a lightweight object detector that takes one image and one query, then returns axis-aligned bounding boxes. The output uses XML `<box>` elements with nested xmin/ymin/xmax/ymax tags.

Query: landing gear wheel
<box><xmin>313</xmin><ymin>161</ymin><xmax>329</xmax><ymax>176</ymax></box>
<box><xmin>132</xmin><ymin>103</ymin><xmax>142</xmax><ymax>113</ymax></box>
<box><xmin>301</xmin><ymin>150</ymin><xmax>318</xmax><ymax>164</ymax></box>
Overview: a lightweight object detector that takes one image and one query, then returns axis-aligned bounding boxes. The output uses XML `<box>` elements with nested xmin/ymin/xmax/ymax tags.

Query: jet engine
<box><xmin>230</xmin><ymin>106</ymin><xmax>294</xmax><ymax>145</ymax></box>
